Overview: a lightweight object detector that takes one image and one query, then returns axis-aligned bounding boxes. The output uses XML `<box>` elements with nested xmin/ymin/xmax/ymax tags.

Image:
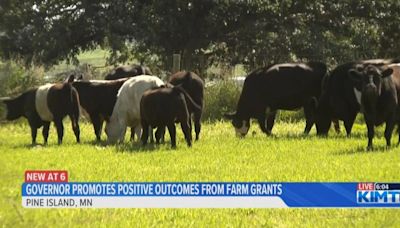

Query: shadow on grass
<box><xmin>113</xmin><ymin>141</ymin><xmax>174</xmax><ymax>153</ymax></box>
<box><xmin>332</xmin><ymin>144</ymin><xmax>395</xmax><ymax>156</ymax></box>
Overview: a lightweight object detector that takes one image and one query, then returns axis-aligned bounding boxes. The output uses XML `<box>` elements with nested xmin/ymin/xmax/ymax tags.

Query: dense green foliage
<box><xmin>203</xmin><ymin>80</ymin><xmax>241</xmax><ymax>120</ymax></box>
<box><xmin>1</xmin><ymin>1</ymin><xmax>400</xmax><ymax>70</ymax></box>
<box><xmin>1</xmin><ymin>121</ymin><xmax>400</xmax><ymax>226</ymax></box>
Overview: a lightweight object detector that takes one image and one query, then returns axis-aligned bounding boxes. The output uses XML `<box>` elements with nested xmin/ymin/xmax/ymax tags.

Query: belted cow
<box><xmin>2</xmin><ymin>75</ymin><xmax>80</xmax><ymax>145</ymax></box>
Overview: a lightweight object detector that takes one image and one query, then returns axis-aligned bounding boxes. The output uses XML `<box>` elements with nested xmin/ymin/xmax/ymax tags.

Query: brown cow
<box><xmin>140</xmin><ymin>85</ymin><xmax>201</xmax><ymax>148</ymax></box>
<box><xmin>169</xmin><ymin>71</ymin><xmax>204</xmax><ymax>140</ymax></box>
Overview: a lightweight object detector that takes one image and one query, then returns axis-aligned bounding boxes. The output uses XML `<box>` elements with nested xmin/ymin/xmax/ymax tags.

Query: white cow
<box><xmin>105</xmin><ymin>75</ymin><xmax>165</xmax><ymax>143</ymax></box>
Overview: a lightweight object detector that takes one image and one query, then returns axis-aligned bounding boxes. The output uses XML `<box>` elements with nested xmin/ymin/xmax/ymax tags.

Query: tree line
<box><xmin>1</xmin><ymin>0</ymin><xmax>400</xmax><ymax>73</ymax></box>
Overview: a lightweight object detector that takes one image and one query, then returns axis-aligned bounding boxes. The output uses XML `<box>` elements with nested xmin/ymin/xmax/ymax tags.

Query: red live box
<box><xmin>25</xmin><ymin>170</ymin><xmax>68</xmax><ymax>182</ymax></box>
<box><xmin>357</xmin><ymin>182</ymin><xmax>375</xmax><ymax>190</ymax></box>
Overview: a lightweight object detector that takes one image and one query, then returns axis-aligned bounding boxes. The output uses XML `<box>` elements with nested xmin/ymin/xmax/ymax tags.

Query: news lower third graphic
<box><xmin>22</xmin><ymin>171</ymin><xmax>400</xmax><ymax>208</ymax></box>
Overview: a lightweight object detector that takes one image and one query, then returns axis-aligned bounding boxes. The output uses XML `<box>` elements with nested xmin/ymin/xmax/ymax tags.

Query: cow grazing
<box><xmin>140</xmin><ymin>85</ymin><xmax>202</xmax><ymax>148</ymax></box>
<box><xmin>105</xmin><ymin>75</ymin><xmax>165</xmax><ymax>144</ymax></box>
<box><xmin>169</xmin><ymin>71</ymin><xmax>204</xmax><ymax>140</ymax></box>
<box><xmin>104</xmin><ymin>64</ymin><xmax>152</xmax><ymax>80</ymax></box>
<box><xmin>72</xmin><ymin>78</ymin><xmax>129</xmax><ymax>141</ymax></box>
<box><xmin>315</xmin><ymin>59</ymin><xmax>400</xmax><ymax>136</ymax></box>
<box><xmin>347</xmin><ymin>65</ymin><xmax>397</xmax><ymax>150</ymax></box>
<box><xmin>224</xmin><ymin>62</ymin><xmax>327</xmax><ymax>137</ymax></box>
<box><xmin>2</xmin><ymin>75</ymin><xmax>80</xmax><ymax>145</ymax></box>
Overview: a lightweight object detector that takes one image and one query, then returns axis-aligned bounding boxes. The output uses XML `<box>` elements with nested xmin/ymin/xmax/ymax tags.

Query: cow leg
<box><xmin>134</xmin><ymin>126</ymin><xmax>142</xmax><ymax>141</ymax></box>
<box><xmin>149</xmin><ymin>126</ymin><xmax>155</xmax><ymax>143</ymax></box>
<box><xmin>303</xmin><ymin>103</ymin><xmax>316</xmax><ymax>135</ymax></box>
<box><xmin>27</xmin><ymin>118</ymin><xmax>38</xmax><ymax>145</ymax></box>
<box><xmin>266</xmin><ymin>111</ymin><xmax>277</xmax><ymax>134</ymax></box>
<box><xmin>384</xmin><ymin>115</ymin><xmax>396</xmax><ymax>148</ymax></box>
<box><xmin>395</xmin><ymin>109</ymin><xmax>400</xmax><ymax>146</ymax></box>
<box><xmin>54</xmin><ymin>118</ymin><xmax>64</xmax><ymax>145</ymax></box>
<box><xmin>303</xmin><ymin>98</ymin><xmax>315</xmax><ymax>134</ymax></box>
<box><xmin>181</xmin><ymin>120</ymin><xmax>192</xmax><ymax>147</ymax></box>
<box><xmin>141</xmin><ymin>121</ymin><xmax>149</xmax><ymax>146</ymax></box>
<box><xmin>155</xmin><ymin>127</ymin><xmax>165</xmax><ymax>144</ymax></box>
<box><xmin>130</xmin><ymin>128</ymin><xmax>135</xmax><ymax>141</ymax></box>
<box><xmin>69</xmin><ymin>114</ymin><xmax>80</xmax><ymax>143</ymax></box>
<box><xmin>364</xmin><ymin>116</ymin><xmax>375</xmax><ymax>151</ymax></box>
<box><xmin>167</xmin><ymin>123</ymin><xmax>177</xmax><ymax>148</ymax></box>
<box><xmin>344</xmin><ymin>111</ymin><xmax>357</xmax><ymax>137</ymax></box>
<box><xmin>332</xmin><ymin>119</ymin><xmax>341</xmax><ymax>134</ymax></box>
<box><xmin>194</xmin><ymin>111</ymin><xmax>202</xmax><ymax>140</ymax></box>
<box><xmin>91</xmin><ymin>115</ymin><xmax>102</xmax><ymax>142</ymax></box>
<box><xmin>30</xmin><ymin>126</ymin><xmax>38</xmax><ymax>145</ymax></box>
<box><xmin>42</xmin><ymin>121</ymin><xmax>50</xmax><ymax>145</ymax></box>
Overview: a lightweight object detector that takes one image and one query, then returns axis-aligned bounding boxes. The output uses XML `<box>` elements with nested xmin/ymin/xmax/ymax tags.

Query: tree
<box><xmin>0</xmin><ymin>0</ymin><xmax>399</xmax><ymax>72</ymax></box>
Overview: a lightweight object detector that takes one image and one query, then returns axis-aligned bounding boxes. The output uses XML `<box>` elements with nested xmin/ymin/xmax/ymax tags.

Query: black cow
<box><xmin>348</xmin><ymin>65</ymin><xmax>397</xmax><ymax>150</ymax></box>
<box><xmin>316</xmin><ymin>59</ymin><xmax>400</xmax><ymax>136</ymax></box>
<box><xmin>140</xmin><ymin>85</ymin><xmax>201</xmax><ymax>148</ymax></box>
<box><xmin>224</xmin><ymin>62</ymin><xmax>327</xmax><ymax>137</ymax></box>
<box><xmin>169</xmin><ymin>71</ymin><xmax>204</xmax><ymax>140</ymax></box>
<box><xmin>72</xmin><ymin>78</ymin><xmax>129</xmax><ymax>141</ymax></box>
<box><xmin>104</xmin><ymin>65</ymin><xmax>152</xmax><ymax>80</ymax></box>
<box><xmin>2</xmin><ymin>75</ymin><xmax>80</xmax><ymax>145</ymax></box>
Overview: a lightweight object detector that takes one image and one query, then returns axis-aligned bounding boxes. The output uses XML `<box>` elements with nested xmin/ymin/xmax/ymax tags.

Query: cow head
<box><xmin>2</xmin><ymin>97</ymin><xmax>22</xmax><ymax>120</ymax></box>
<box><xmin>105</xmin><ymin>116</ymin><xmax>126</xmax><ymax>144</ymax></box>
<box><xmin>224</xmin><ymin>112</ymin><xmax>250</xmax><ymax>137</ymax></box>
<box><xmin>348</xmin><ymin>65</ymin><xmax>393</xmax><ymax>105</ymax></box>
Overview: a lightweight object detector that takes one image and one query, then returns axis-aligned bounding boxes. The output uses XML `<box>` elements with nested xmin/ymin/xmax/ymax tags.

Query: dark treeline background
<box><xmin>1</xmin><ymin>0</ymin><xmax>400</xmax><ymax>72</ymax></box>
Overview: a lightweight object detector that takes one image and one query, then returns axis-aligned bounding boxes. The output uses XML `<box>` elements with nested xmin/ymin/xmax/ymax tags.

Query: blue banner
<box><xmin>21</xmin><ymin>182</ymin><xmax>400</xmax><ymax>208</ymax></box>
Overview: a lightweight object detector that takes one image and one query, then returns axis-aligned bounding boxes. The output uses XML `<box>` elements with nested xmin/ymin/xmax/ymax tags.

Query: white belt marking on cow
<box><xmin>353</xmin><ymin>87</ymin><xmax>362</xmax><ymax>105</ymax></box>
<box><xmin>35</xmin><ymin>84</ymin><xmax>54</xmax><ymax>121</ymax></box>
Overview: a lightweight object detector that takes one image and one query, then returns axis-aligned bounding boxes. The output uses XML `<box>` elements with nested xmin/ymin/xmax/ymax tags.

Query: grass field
<box><xmin>1</xmin><ymin>119</ymin><xmax>400</xmax><ymax>227</ymax></box>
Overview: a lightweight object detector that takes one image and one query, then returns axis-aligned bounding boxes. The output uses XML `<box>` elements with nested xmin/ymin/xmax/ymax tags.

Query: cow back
<box><xmin>169</xmin><ymin>71</ymin><xmax>204</xmax><ymax>107</ymax></box>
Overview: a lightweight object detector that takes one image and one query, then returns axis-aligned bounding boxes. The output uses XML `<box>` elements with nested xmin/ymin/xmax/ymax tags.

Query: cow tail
<box><xmin>175</xmin><ymin>86</ymin><xmax>201</xmax><ymax>113</ymax></box>
<box><xmin>70</xmin><ymin>87</ymin><xmax>80</xmax><ymax>127</ymax></box>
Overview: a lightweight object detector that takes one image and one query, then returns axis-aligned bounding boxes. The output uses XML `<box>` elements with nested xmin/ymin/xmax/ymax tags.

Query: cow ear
<box><xmin>66</xmin><ymin>74</ymin><xmax>75</xmax><ymax>83</ymax></box>
<box><xmin>381</xmin><ymin>68</ymin><xmax>393</xmax><ymax>78</ymax></box>
<box><xmin>348</xmin><ymin>69</ymin><xmax>362</xmax><ymax>83</ymax></box>
<box><xmin>224</xmin><ymin>112</ymin><xmax>236</xmax><ymax>120</ymax></box>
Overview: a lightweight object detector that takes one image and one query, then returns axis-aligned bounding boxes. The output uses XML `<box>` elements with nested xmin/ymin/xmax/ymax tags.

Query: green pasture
<box><xmin>1</xmin><ymin>119</ymin><xmax>399</xmax><ymax>227</ymax></box>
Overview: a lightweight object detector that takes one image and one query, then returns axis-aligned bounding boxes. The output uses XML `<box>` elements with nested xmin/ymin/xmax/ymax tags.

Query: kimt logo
<box><xmin>357</xmin><ymin>191</ymin><xmax>400</xmax><ymax>203</ymax></box>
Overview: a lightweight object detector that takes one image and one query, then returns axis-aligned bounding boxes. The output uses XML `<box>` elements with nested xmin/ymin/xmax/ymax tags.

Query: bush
<box><xmin>0</xmin><ymin>61</ymin><xmax>44</xmax><ymax>118</ymax></box>
<box><xmin>203</xmin><ymin>80</ymin><xmax>241</xmax><ymax>120</ymax></box>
